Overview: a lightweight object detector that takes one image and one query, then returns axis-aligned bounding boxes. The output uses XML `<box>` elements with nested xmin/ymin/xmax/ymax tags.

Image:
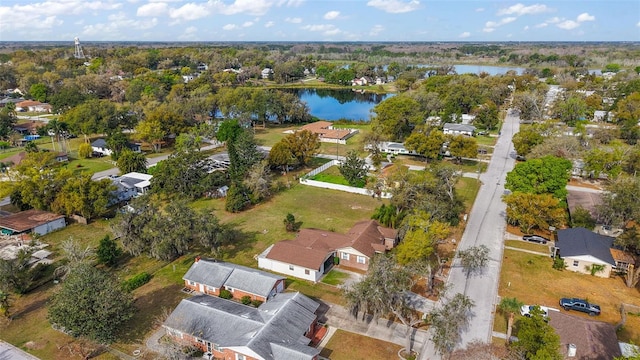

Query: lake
<box><xmin>289</xmin><ymin>89</ymin><xmax>394</xmax><ymax>122</ymax></box>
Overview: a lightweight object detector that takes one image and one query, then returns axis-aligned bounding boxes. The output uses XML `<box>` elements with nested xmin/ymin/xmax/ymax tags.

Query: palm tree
<box><xmin>47</xmin><ymin>119</ymin><xmax>68</xmax><ymax>153</ymax></box>
<box><xmin>499</xmin><ymin>297</ymin><xmax>523</xmax><ymax>343</ymax></box>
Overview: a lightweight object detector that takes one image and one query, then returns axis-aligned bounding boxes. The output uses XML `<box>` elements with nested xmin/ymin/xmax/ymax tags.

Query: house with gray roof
<box><xmin>556</xmin><ymin>228</ymin><xmax>619</xmax><ymax>278</ymax></box>
<box><xmin>163</xmin><ymin>292</ymin><xmax>321</xmax><ymax>360</ymax></box>
<box><xmin>183</xmin><ymin>258</ymin><xmax>285</xmax><ymax>302</ymax></box>
<box><xmin>443</xmin><ymin>123</ymin><xmax>476</xmax><ymax>136</ymax></box>
<box><xmin>105</xmin><ymin>172</ymin><xmax>152</xmax><ymax>205</ymax></box>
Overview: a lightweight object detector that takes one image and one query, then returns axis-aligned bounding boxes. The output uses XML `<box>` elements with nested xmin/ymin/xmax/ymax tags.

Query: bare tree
<box><xmin>457</xmin><ymin>245</ymin><xmax>490</xmax><ymax>276</ymax></box>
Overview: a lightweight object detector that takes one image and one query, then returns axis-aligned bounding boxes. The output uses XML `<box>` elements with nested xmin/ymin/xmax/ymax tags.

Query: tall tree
<box><xmin>504</xmin><ymin>192</ymin><xmax>566</xmax><ymax>233</ymax></box>
<box><xmin>345</xmin><ymin>255</ymin><xmax>422</xmax><ymax>354</ymax></box>
<box><xmin>339</xmin><ymin>150</ymin><xmax>368</xmax><ymax>186</ymax></box>
<box><xmin>268</xmin><ymin>141</ymin><xmax>295</xmax><ymax>173</ymax></box>
<box><xmin>51</xmin><ymin>175</ymin><xmax>115</xmax><ymax>220</ymax></box>
<box><xmin>48</xmin><ymin>264</ymin><xmax>135</xmax><ymax>343</ymax></box>
<box><xmin>428</xmin><ymin>292</ymin><xmax>475</xmax><ymax>358</ymax></box>
<box><xmin>474</xmin><ymin>101</ymin><xmax>500</xmax><ymax>130</ymax></box>
<box><xmin>227</xmin><ymin>129</ymin><xmax>263</xmax><ymax>183</ymax></box>
<box><xmin>515</xmin><ymin>307</ymin><xmax>562</xmax><ymax>360</ymax></box>
<box><xmin>457</xmin><ymin>245</ymin><xmax>490</xmax><ymax>276</ymax></box>
<box><xmin>512</xmin><ymin>128</ymin><xmax>544</xmax><ymax>158</ymax></box>
<box><xmin>117</xmin><ymin>149</ymin><xmax>148</xmax><ymax>174</ymax></box>
<box><xmin>505</xmin><ymin>156</ymin><xmax>572</xmax><ymax>199</ymax></box>
<box><xmin>447</xmin><ymin>135</ymin><xmax>478</xmax><ymax>163</ymax></box>
<box><xmin>371</xmin><ymin>96</ymin><xmax>424</xmax><ymax>142</ymax></box>
<box><xmin>280</xmin><ymin>130</ymin><xmax>320</xmax><ymax>167</ymax></box>
<box><xmin>0</xmin><ymin>249</ymin><xmax>33</xmax><ymax>294</ymax></box>
<box><xmin>405</xmin><ymin>130</ymin><xmax>445</xmax><ymax>162</ymax></box>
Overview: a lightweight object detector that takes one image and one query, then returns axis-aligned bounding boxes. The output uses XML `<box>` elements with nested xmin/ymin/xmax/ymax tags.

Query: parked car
<box><xmin>520</xmin><ymin>305</ymin><xmax>550</xmax><ymax>318</ymax></box>
<box><xmin>522</xmin><ymin>235</ymin><xmax>549</xmax><ymax>244</ymax></box>
<box><xmin>559</xmin><ymin>298</ymin><xmax>601</xmax><ymax>316</ymax></box>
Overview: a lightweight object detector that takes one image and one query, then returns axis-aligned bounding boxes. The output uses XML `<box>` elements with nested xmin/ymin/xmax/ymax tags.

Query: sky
<box><xmin>0</xmin><ymin>0</ymin><xmax>639</xmax><ymax>42</ymax></box>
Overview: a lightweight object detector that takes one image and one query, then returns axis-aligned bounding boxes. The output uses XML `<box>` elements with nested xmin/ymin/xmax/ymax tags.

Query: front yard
<box><xmin>319</xmin><ymin>329</ymin><xmax>402</xmax><ymax>360</ymax></box>
<box><xmin>497</xmin><ymin>248</ymin><xmax>640</xmax><ymax>343</ymax></box>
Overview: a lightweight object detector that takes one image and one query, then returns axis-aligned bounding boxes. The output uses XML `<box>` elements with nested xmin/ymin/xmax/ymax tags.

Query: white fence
<box><xmin>299</xmin><ymin>160</ymin><xmax>392</xmax><ymax>199</ymax></box>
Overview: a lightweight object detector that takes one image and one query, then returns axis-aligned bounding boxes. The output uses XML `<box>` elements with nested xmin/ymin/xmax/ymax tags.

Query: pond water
<box><xmin>288</xmin><ymin>89</ymin><xmax>394</xmax><ymax>122</ymax></box>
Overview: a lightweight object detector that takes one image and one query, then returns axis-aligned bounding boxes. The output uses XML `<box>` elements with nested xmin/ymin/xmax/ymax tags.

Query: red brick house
<box><xmin>163</xmin><ymin>292</ymin><xmax>321</xmax><ymax>360</ymax></box>
<box><xmin>183</xmin><ymin>258</ymin><xmax>285</xmax><ymax>302</ymax></box>
<box><xmin>258</xmin><ymin>220</ymin><xmax>397</xmax><ymax>282</ymax></box>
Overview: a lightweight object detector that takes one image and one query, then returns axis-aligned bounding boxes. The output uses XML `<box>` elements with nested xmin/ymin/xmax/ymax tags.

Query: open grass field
<box><xmin>497</xmin><ymin>248</ymin><xmax>640</xmax><ymax>343</ymax></box>
<box><xmin>192</xmin><ymin>182</ymin><xmax>385</xmax><ymax>267</ymax></box>
<box><xmin>319</xmin><ymin>329</ymin><xmax>402</xmax><ymax>360</ymax></box>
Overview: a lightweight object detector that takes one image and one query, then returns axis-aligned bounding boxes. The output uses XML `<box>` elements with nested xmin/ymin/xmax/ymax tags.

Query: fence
<box><xmin>299</xmin><ymin>160</ymin><xmax>392</xmax><ymax>199</ymax></box>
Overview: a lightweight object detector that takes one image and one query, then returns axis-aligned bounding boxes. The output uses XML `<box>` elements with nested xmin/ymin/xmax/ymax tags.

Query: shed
<box><xmin>0</xmin><ymin>209</ymin><xmax>66</xmax><ymax>236</ymax></box>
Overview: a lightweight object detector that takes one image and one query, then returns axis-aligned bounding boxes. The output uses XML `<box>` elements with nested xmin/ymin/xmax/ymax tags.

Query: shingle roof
<box><xmin>265</xmin><ymin>220</ymin><xmax>396</xmax><ymax>269</ymax></box>
<box><xmin>300</xmin><ymin>121</ymin><xmax>352</xmax><ymax>140</ymax></box>
<box><xmin>183</xmin><ymin>259</ymin><xmax>284</xmax><ymax>298</ymax></box>
<box><xmin>164</xmin><ymin>292</ymin><xmax>319</xmax><ymax>360</ymax></box>
<box><xmin>91</xmin><ymin>138</ymin><xmax>108</xmax><ymax>148</ymax></box>
<box><xmin>0</xmin><ymin>209</ymin><xmax>64</xmax><ymax>233</ymax></box>
<box><xmin>556</xmin><ymin>228</ymin><xmax>615</xmax><ymax>265</ymax></box>
<box><xmin>443</xmin><ymin>123</ymin><xmax>476</xmax><ymax>133</ymax></box>
<box><xmin>549</xmin><ymin>311</ymin><xmax>621</xmax><ymax>360</ymax></box>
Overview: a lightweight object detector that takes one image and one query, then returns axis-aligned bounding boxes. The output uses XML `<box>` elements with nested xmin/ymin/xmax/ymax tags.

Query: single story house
<box><xmin>0</xmin><ymin>209</ymin><xmax>66</xmax><ymax>236</ymax></box>
<box><xmin>106</xmin><ymin>172</ymin><xmax>153</xmax><ymax>204</ymax></box>
<box><xmin>261</xmin><ymin>68</ymin><xmax>273</xmax><ymax>79</ymax></box>
<box><xmin>16</xmin><ymin>100</ymin><xmax>51</xmax><ymax>113</ymax></box>
<box><xmin>366</xmin><ymin>142</ymin><xmax>418</xmax><ymax>156</ymax></box>
<box><xmin>91</xmin><ymin>138</ymin><xmax>141</xmax><ymax>157</ymax></box>
<box><xmin>300</xmin><ymin>121</ymin><xmax>358</xmax><ymax>144</ymax></box>
<box><xmin>593</xmin><ymin>110</ymin><xmax>614</xmax><ymax>122</ymax></box>
<box><xmin>555</xmin><ymin>227</ymin><xmax>632</xmax><ymax>277</ymax></box>
<box><xmin>443</xmin><ymin>123</ymin><xmax>476</xmax><ymax>136</ymax></box>
<box><xmin>258</xmin><ymin>220</ymin><xmax>397</xmax><ymax>282</ymax></box>
<box><xmin>548</xmin><ymin>310</ymin><xmax>621</xmax><ymax>359</ymax></box>
<box><xmin>163</xmin><ymin>292</ymin><xmax>321</xmax><ymax>360</ymax></box>
<box><xmin>183</xmin><ymin>258</ymin><xmax>285</xmax><ymax>303</ymax></box>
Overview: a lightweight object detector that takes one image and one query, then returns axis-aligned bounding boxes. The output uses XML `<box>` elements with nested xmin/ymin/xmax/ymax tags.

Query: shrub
<box><xmin>219</xmin><ymin>289</ymin><xmax>232</xmax><ymax>299</ymax></box>
<box><xmin>78</xmin><ymin>143</ymin><xmax>92</xmax><ymax>159</ymax></box>
<box><xmin>122</xmin><ymin>272</ymin><xmax>152</xmax><ymax>292</ymax></box>
<box><xmin>251</xmin><ymin>300</ymin><xmax>263</xmax><ymax>307</ymax></box>
<box><xmin>241</xmin><ymin>296</ymin><xmax>252</xmax><ymax>305</ymax></box>
<box><xmin>552</xmin><ymin>257</ymin><xmax>566</xmax><ymax>271</ymax></box>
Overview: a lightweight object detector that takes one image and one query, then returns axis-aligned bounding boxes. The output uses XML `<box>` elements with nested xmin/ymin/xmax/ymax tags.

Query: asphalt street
<box><xmin>419</xmin><ymin>110</ymin><xmax>520</xmax><ymax>359</ymax></box>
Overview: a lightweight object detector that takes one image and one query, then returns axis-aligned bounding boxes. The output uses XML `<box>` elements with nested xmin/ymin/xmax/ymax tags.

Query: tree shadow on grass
<box><xmin>117</xmin><ymin>284</ymin><xmax>185</xmax><ymax>344</ymax></box>
<box><xmin>219</xmin><ymin>228</ymin><xmax>260</xmax><ymax>260</ymax></box>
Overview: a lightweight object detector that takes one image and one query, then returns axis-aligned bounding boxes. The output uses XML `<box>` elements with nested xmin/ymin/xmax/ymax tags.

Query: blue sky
<box><xmin>1</xmin><ymin>0</ymin><xmax>638</xmax><ymax>42</ymax></box>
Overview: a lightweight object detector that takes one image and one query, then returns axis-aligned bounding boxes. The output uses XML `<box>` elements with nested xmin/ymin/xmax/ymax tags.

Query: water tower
<box><xmin>73</xmin><ymin>37</ymin><xmax>85</xmax><ymax>59</ymax></box>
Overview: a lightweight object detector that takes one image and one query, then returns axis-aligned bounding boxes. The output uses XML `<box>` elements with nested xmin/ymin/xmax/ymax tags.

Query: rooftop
<box><xmin>0</xmin><ymin>210</ymin><xmax>65</xmax><ymax>233</ymax></box>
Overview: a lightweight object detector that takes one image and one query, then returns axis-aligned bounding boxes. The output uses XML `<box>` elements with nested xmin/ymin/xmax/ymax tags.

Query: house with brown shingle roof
<box><xmin>0</xmin><ymin>209</ymin><xmax>66</xmax><ymax>236</ymax></box>
<box><xmin>257</xmin><ymin>220</ymin><xmax>397</xmax><ymax>282</ymax></box>
<box><xmin>300</xmin><ymin>121</ymin><xmax>358</xmax><ymax>144</ymax></box>
<box><xmin>548</xmin><ymin>310</ymin><xmax>621</xmax><ymax>359</ymax></box>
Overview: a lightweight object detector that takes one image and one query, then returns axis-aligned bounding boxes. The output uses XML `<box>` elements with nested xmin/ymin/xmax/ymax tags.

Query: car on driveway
<box><xmin>559</xmin><ymin>298</ymin><xmax>601</xmax><ymax>316</ymax></box>
<box><xmin>522</xmin><ymin>234</ymin><xmax>549</xmax><ymax>244</ymax></box>
<box><xmin>520</xmin><ymin>305</ymin><xmax>550</xmax><ymax>318</ymax></box>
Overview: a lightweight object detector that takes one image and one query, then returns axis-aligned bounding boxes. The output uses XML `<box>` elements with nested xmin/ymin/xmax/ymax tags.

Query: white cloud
<box><xmin>475</xmin><ymin>8</ymin><xmax>484</xmax><ymax>12</ymax></box>
<box><xmin>285</xmin><ymin>17</ymin><xmax>302</xmax><ymax>23</ymax></box>
<box><xmin>301</xmin><ymin>24</ymin><xmax>341</xmax><ymax>36</ymax></box>
<box><xmin>137</xmin><ymin>2</ymin><xmax>168</xmax><ymax>17</ymax></box>
<box><xmin>223</xmin><ymin>24</ymin><xmax>238</xmax><ymax>30</ymax></box>
<box><xmin>534</xmin><ymin>22</ymin><xmax>548</xmax><ymax>28</ymax></box>
<box><xmin>546</xmin><ymin>17</ymin><xmax>562</xmax><ymax>24</ymax></box>
<box><xmin>82</xmin><ymin>13</ymin><xmax>158</xmax><ymax>39</ymax></box>
<box><xmin>216</xmin><ymin>0</ymin><xmax>273</xmax><ymax>16</ymax></box>
<box><xmin>265</xmin><ymin>21</ymin><xmax>274</xmax><ymax>28</ymax></box>
<box><xmin>637</xmin><ymin>21</ymin><xmax>640</xmax><ymax>27</ymax></box>
<box><xmin>367</xmin><ymin>0</ymin><xmax>420</xmax><ymax>14</ymax></box>
<box><xmin>369</xmin><ymin>24</ymin><xmax>384</xmax><ymax>36</ymax></box>
<box><xmin>168</xmin><ymin>3</ymin><xmax>210</xmax><ymax>22</ymax></box>
<box><xmin>523</xmin><ymin>25</ymin><xmax>529</xmax><ymax>31</ymax></box>
<box><xmin>459</xmin><ymin>31</ymin><xmax>471</xmax><ymax>38</ymax></box>
<box><xmin>324</xmin><ymin>10</ymin><xmax>340</xmax><ymax>20</ymax></box>
<box><xmin>576</xmin><ymin>13</ymin><xmax>595</xmax><ymax>22</ymax></box>
<box><xmin>497</xmin><ymin>3</ymin><xmax>550</xmax><ymax>16</ymax></box>
<box><xmin>184</xmin><ymin>26</ymin><xmax>197</xmax><ymax>34</ymax></box>
<box><xmin>557</xmin><ymin>20</ymin><xmax>579</xmax><ymax>30</ymax></box>
<box><xmin>483</xmin><ymin>16</ymin><xmax>517</xmax><ymax>32</ymax></box>
<box><xmin>242</xmin><ymin>21</ymin><xmax>253</xmax><ymax>27</ymax></box>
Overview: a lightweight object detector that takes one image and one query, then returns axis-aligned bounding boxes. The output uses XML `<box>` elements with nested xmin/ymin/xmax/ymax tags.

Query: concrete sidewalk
<box><xmin>0</xmin><ymin>341</ymin><xmax>40</xmax><ymax>360</ymax></box>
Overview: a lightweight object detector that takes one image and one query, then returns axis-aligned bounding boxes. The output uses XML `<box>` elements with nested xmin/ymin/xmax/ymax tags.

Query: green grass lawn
<box><xmin>504</xmin><ymin>239</ymin><xmax>551</xmax><ymax>253</ymax></box>
<box><xmin>319</xmin><ymin>329</ymin><xmax>402</xmax><ymax>360</ymax></box>
<box><xmin>321</xmin><ymin>270</ymin><xmax>350</xmax><ymax>286</ymax></box>
<box><xmin>476</xmin><ymin>135</ymin><xmax>498</xmax><ymax>147</ymax></box>
<box><xmin>456</xmin><ymin>177</ymin><xmax>481</xmax><ymax>212</ymax></box>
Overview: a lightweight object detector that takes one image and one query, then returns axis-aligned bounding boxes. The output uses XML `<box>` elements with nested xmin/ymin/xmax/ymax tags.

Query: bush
<box><xmin>251</xmin><ymin>300</ymin><xmax>263</xmax><ymax>307</ymax></box>
<box><xmin>241</xmin><ymin>295</ymin><xmax>252</xmax><ymax>305</ymax></box>
<box><xmin>552</xmin><ymin>257</ymin><xmax>566</xmax><ymax>270</ymax></box>
<box><xmin>219</xmin><ymin>289</ymin><xmax>232</xmax><ymax>299</ymax></box>
<box><xmin>122</xmin><ymin>272</ymin><xmax>152</xmax><ymax>292</ymax></box>
<box><xmin>96</xmin><ymin>235</ymin><xmax>122</xmax><ymax>267</ymax></box>
<box><xmin>78</xmin><ymin>143</ymin><xmax>92</xmax><ymax>159</ymax></box>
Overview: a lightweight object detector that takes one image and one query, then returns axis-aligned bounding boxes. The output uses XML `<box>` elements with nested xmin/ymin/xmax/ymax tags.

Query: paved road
<box><xmin>419</xmin><ymin>110</ymin><xmax>520</xmax><ymax>359</ymax></box>
<box><xmin>0</xmin><ymin>341</ymin><xmax>40</xmax><ymax>360</ymax></box>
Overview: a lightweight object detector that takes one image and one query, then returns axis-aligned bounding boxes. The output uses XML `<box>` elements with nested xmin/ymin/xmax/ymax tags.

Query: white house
<box><xmin>106</xmin><ymin>172</ymin><xmax>153</xmax><ymax>204</ymax></box>
<box><xmin>261</xmin><ymin>68</ymin><xmax>273</xmax><ymax>79</ymax></box>
<box><xmin>366</xmin><ymin>142</ymin><xmax>418</xmax><ymax>156</ymax></box>
<box><xmin>593</xmin><ymin>110</ymin><xmax>614</xmax><ymax>122</ymax></box>
<box><xmin>443</xmin><ymin>123</ymin><xmax>476</xmax><ymax>136</ymax></box>
<box><xmin>91</xmin><ymin>138</ymin><xmax>141</xmax><ymax>157</ymax></box>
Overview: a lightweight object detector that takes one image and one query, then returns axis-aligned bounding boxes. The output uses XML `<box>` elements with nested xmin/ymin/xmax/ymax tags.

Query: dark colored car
<box><xmin>559</xmin><ymin>298</ymin><xmax>601</xmax><ymax>316</ymax></box>
<box><xmin>522</xmin><ymin>235</ymin><xmax>549</xmax><ymax>244</ymax></box>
